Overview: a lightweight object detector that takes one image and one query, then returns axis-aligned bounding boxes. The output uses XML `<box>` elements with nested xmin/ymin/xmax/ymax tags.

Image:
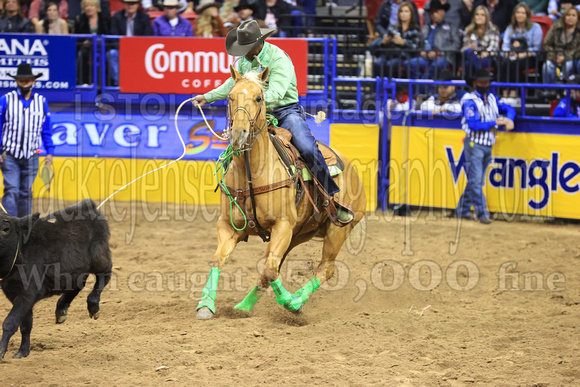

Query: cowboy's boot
<box><xmin>336</xmin><ymin>203</ymin><xmax>354</xmax><ymax>224</ymax></box>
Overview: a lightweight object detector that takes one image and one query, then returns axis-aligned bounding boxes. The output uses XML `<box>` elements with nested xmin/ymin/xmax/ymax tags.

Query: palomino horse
<box><xmin>196</xmin><ymin>66</ymin><xmax>366</xmax><ymax>320</ymax></box>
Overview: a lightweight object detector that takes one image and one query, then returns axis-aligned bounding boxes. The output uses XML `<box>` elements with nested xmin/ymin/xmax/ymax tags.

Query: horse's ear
<box><xmin>260</xmin><ymin>67</ymin><xmax>269</xmax><ymax>82</ymax></box>
<box><xmin>230</xmin><ymin>65</ymin><xmax>241</xmax><ymax>81</ymax></box>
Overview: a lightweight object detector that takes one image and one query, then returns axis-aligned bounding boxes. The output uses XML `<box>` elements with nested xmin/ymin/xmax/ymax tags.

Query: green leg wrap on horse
<box><xmin>270</xmin><ymin>278</ymin><xmax>303</xmax><ymax>312</ymax></box>
<box><xmin>295</xmin><ymin>277</ymin><xmax>321</xmax><ymax>304</ymax></box>
<box><xmin>234</xmin><ymin>285</ymin><xmax>264</xmax><ymax>311</ymax></box>
<box><xmin>197</xmin><ymin>267</ymin><xmax>221</xmax><ymax>313</ymax></box>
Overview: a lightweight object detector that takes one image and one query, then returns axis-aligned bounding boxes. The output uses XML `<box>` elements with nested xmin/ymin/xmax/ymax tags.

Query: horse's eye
<box><xmin>256</xmin><ymin>96</ymin><xmax>262</xmax><ymax>103</ymax></box>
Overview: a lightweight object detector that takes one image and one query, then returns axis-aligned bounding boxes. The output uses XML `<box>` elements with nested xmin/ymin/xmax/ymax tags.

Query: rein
<box><xmin>228</xmin><ymin>100</ymin><xmax>269</xmax><ymax>152</ymax></box>
<box><xmin>223</xmin><ymin>84</ymin><xmax>292</xmax><ymax>242</ymax></box>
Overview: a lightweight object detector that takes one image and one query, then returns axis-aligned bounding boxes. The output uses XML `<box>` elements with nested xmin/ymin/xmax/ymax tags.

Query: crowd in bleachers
<box><xmin>0</xmin><ymin>0</ymin><xmax>317</xmax><ymax>86</ymax></box>
<box><xmin>3</xmin><ymin>0</ymin><xmax>580</xmax><ymax>116</ymax></box>
<box><xmin>0</xmin><ymin>0</ymin><xmax>314</xmax><ymax>36</ymax></box>
<box><xmin>366</xmin><ymin>0</ymin><xmax>580</xmax><ymax>115</ymax></box>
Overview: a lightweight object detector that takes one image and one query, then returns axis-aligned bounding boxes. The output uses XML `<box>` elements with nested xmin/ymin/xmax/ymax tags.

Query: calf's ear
<box><xmin>17</xmin><ymin>212</ymin><xmax>40</xmax><ymax>243</ymax></box>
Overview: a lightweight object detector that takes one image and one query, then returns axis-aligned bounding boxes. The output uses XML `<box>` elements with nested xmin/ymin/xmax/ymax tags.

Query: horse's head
<box><xmin>227</xmin><ymin>65</ymin><xmax>270</xmax><ymax>150</ymax></box>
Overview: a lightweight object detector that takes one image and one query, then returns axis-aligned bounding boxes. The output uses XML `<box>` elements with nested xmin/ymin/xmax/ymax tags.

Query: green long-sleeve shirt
<box><xmin>204</xmin><ymin>42</ymin><xmax>299</xmax><ymax>111</ymax></box>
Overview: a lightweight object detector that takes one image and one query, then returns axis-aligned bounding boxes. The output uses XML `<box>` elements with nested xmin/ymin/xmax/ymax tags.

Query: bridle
<box><xmin>226</xmin><ymin>82</ymin><xmax>273</xmax><ymax>242</ymax></box>
<box><xmin>227</xmin><ymin>87</ymin><xmax>269</xmax><ymax>152</ymax></box>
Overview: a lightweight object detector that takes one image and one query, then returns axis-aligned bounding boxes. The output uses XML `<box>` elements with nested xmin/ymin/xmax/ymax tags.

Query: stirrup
<box><xmin>332</xmin><ymin>197</ymin><xmax>354</xmax><ymax>225</ymax></box>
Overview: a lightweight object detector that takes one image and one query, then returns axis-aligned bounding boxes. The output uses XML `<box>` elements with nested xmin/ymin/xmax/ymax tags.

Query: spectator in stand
<box><xmin>462</xmin><ymin>5</ymin><xmax>499</xmax><ymax>79</ymax></box>
<box><xmin>375</xmin><ymin>0</ymin><xmax>419</xmax><ymax>36</ymax></box>
<box><xmin>75</xmin><ymin>0</ymin><xmax>111</xmax><ymax>84</ymax></box>
<box><xmin>74</xmin><ymin>0</ymin><xmax>111</xmax><ymax>34</ymax></box>
<box><xmin>501</xmin><ymin>3</ymin><xmax>542</xmax><ymax>103</ymax></box>
<box><xmin>68</xmin><ymin>0</ymin><xmax>110</xmax><ymax>21</ymax></box>
<box><xmin>521</xmin><ymin>0</ymin><xmax>548</xmax><ymax>15</ymax></box>
<box><xmin>543</xmin><ymin>6</ymin><xmax>580</xmax><ymax>83</ymax></box>
<box><xmin>552</xmin><ymin>75</ymin><xmax>580</xmax><ymax>117</ymax></box>
<box><xmin>0</xmin><ymin>0</ymin><xmax>34</xmax><ymax>32</ymax></box>
<box><xmin>255</xmin><ymin>0</ymin><xmax>301</xmax><ymax>37</ymax></box>
<box><xmin>405</xmin><ymin>0</ymin><xmax>461</xmax><ymax>84</ymax></box>
<box><xmin>420</xmin><ymin>70</ymin><xmax>463</xmax><ymax>114</ymax></box>
<box><xmin>423</xmin><ymin>0</ymin><xmax>464</xmax><ymax>29</ymax></box>
<box><xmin>548</xmin><ymin>1</ymin><xmax>561</xmax><ymax>21</ymax></box>
<box><xmin>153</xmin><ymin>0</ymin><xmax>193</xmax><ymax>36</ymax></box>
<box><xmin>228</xmin><ymin>0</ymin><xmax>266</xmax><ymax>31</ymax></box>
<box><xmin>372</xmin><ymin>1</ymin><xmax>422</xmax><ymax>78</ymax></box>
<box><xmin>35</xmin><ymin>1</ymin><xmax>68</xmax><ymax>33</ymax></box>
<box><xmin>111</xmin><ymin>0</ymin><xmax>153</xmax><ymax>36</ymax></box>
<box><xmin>195</xmin><ymin>0</ymin><xmax>227</xmax><ymax>37</ymax></box>
<box><xmin>29</xmin><ymin>0</ymin><xmax>68</xmax><ymax>30</ymax></box>
<box><xmin>218</xmin><ymin>0</ymin><xmax>235</xmax><ymax>28</ymax></box>
<box><xmin>387</xmin><ymin>84</ymin><xmax>416</xmax><ymax>118</ymax></box>
<box><xmin>455</xmin><ymin>69</ymin><xmax>515</xmax><ymax>224</ymax></box>
<box><xmin>366</xmin><ymin>0</ymin><xmax>384</xmax><ymax>44</ymax></box>
<box><xmin>460</xmin><ymin>0</ymin><xmax>516</xmax><ymax>33</ymax></box>
<box><xmin>107</xmin><ymin>0</ymin><xmax>153</xmax><ymax>86</ymax></box>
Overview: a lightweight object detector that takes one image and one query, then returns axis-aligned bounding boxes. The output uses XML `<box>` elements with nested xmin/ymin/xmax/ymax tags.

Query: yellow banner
<box><xmin>389</xmin><ymin>126</ymin><xmax>580</xmax><ymax>219</ymax></box>
<box><xmin>330</xmin><ymin>123</ymin><xmax>379</xmax><ymax>212</ymax></box>
<box><xmin>0</xmin><ymin>123</ymin><xmax>379</xmax><ymax>212</ymax></box>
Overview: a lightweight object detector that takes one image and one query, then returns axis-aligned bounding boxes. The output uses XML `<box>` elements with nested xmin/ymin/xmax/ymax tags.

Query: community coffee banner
<box><xmin>119</xmin><ymin>37</ymin><xmax>308</xmax><ymax>95</ymax></box>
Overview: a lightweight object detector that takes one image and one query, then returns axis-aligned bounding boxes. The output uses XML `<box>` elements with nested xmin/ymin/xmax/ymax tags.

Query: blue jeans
<box><xmin>404</xmin><ymin>56</ymin><xmax>450</xmax><ymax>80</ymax></box>
<box><xmin>463</xmin><ymin>48</ymin><xmax>494</xmax><ymax>79</ymax></box>
<box><xmin>543</xmin><ymin>59</ymin><xmax>574</xmax><ymax>83</ymax></box>
<box><xmin>272</xmin><ymin>104</ymin><xmax>340</xmax><ymax>195</ymax></box>
<box><xmin>107</xmin><ymin>49</ymin><xmax>119</xmax><ymax>86</ymax></box>
<box><xmin>374</xmin><ymin>57</ymin><xmax>404</xmax><ymax>78</ymax></box>
<box><xmin>1</xmin><ymin>154</ymin><xmax>40</xmax><ymax>217</ymax></box>
<box><xmin>455</xmin><ymin>142</ymin><xmax>492</xmax><ymax>220</ymax></box>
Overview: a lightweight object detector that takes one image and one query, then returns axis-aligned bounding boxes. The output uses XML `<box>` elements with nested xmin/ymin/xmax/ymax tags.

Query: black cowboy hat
<box><xmin>435</xmin><ymin>70</ymin><xmax>455</xmax><ymax>82</ymax></box>
<box><xmin>225</xmin><ymin>20</ymin><xmax>276</xmax><ymax>57</ymax></box>
<box><xmin>426</xmin><ymin>0</ymin><xmax>450</xmax><ymax>12</ymax></box>
<box><xmin>9</xmin><ymin>63</ymin><xmax>43</xmax><ymax>79</ymax></box>
<box><xmin>467</xmin><ymin>68</ymin><xmax>493</xmax><ymax>87</ymax></box>
<box><xmin>234</xmin><ymin>0</ymin><xmax>258</xmax><ymax>13</ymax></box>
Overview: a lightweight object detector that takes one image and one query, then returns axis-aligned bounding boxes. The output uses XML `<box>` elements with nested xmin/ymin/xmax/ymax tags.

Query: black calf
<box><xmin>0</xmin><ymin>199</ymin><xmax>112</xmax><ymax>359</ymax></box>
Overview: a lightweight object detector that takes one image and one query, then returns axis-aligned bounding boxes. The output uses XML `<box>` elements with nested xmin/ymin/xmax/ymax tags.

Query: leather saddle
<box><xmin>268</xmin><ymin>126</ymin><xmax>344</xmax><ymax>180</ymax></box>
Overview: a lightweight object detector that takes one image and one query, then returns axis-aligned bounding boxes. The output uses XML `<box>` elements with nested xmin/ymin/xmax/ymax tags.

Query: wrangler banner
<box><xmin>389</xmin><ymin>119</ymin><xmax>580</xmax><ymax>219</ymax></box>
<box><xmin>119</xmin><ymin>37</ymin><xmax>308</xmax><ymax>95</ymax></box>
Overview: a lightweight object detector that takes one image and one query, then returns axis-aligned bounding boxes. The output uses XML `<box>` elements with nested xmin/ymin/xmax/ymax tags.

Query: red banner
<box><xmin>119</xmin><ymin>37</ymin><xmax>308</xmax><ymax>95</ymax></box>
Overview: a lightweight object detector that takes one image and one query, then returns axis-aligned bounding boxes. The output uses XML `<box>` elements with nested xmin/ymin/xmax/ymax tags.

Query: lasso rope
<box><xmin>213</xmin><ymin>114</ymin><xmax>282</xmax><ymax>231</ymax></box>
<box><xmin>214</xmin><ymin>145</ymin><xmax>247</xmax><ymax>231</ymax></box>
<box><xmin>96</xmin><ymin>98</ymin><xmax>194</xmax><ymax>210</ymax></box>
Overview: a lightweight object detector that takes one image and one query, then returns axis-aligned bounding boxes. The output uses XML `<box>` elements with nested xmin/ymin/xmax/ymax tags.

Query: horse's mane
<box><xmin>241</xmin><ymin>71</ymin><xmax>265</xmax><ymax>87</ymax></box>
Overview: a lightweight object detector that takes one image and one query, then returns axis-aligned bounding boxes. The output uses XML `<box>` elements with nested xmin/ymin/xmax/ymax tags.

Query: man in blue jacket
<box><xmin>552</xmin><ymin>76</ymin><xmax>580</xmax><ymax>118</ymax></box>
<box><xmin>455</xmin><ymin>69</ymin><xmax>516</xmax><ymax>224</ymax></box>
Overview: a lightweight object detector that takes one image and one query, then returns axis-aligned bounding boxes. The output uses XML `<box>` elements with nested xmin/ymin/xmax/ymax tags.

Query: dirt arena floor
<box><xmin>1</xmin><ymin>199</ymin><xmax>579</xmax><ymax>385</ymax></box>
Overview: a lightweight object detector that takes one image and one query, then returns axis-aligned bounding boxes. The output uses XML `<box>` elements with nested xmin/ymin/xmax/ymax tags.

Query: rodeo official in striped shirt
<box><xmin>455</xmin><ymin>69</ymin><xmax>516</xmax><ymax>225</ymax></box>
<box><xmin>0</xmin><ymin>63</ymin><xmax>54</xmax><ymax>217</ymax></box>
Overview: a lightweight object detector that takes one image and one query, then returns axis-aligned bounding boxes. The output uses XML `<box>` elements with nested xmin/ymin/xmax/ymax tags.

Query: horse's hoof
<box><xmin>89</xmin><ymin>311</ymin><xmax>100</xmax><ymax>320</ymax></box>
<box><xmin>196</xmin><ymin>307</ymin><xmax>214</xmax><ymax>320</ymax></box>
<box><xmin>12</xmin><ymin>350</ymin><xmax>29</xmax><ymax>359</ymax></box>
<box><xmin>56</xmin><ymin>315</ymin><xmax>67</xmax><ymax>324</ymax></box>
